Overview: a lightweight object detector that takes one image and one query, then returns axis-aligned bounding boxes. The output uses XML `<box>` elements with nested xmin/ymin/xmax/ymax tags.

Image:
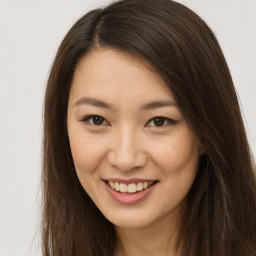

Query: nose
<box><xmin>107</xmin><ymin>126</ymin><xmax>147</xmax><ymax>171</ymax></box>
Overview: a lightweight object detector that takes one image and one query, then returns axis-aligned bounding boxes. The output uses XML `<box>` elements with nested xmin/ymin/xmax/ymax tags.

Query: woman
<box><xmin>42</xmin><ymin>0</ymin><xmax>256</xmax><ymax>255</ymax></box>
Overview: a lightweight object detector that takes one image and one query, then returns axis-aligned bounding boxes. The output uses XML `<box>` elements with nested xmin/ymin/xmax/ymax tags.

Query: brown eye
<box><xmin>147</xmin><ymin>116</ymin><xmax>177</xmax><ymax>128</ymax></box>
<box><xmin>92</xmin><ymin>116</ymin><xmax>104</xmax><ymax>125</ymax></box>
<box><xmin>82</xmin><ymin>115</ymin><xmax>108</xmax><ymax>126</ymax></box>
<box><xmin>153</xmin><ymin>117</ymin><xmax>165</xmax><ymax>127</ymax></box>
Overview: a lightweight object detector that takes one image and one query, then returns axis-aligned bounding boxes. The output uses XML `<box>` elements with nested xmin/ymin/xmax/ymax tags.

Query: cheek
<box><xmin>151</xmin><ymin>131</ymin><xmax>200</xmax><ymax>173</ymax></box>
<box><xmin>68</xmin><ymin>131</ymin><xmax>106</xmax><ymax>174</ymax></box>
<box><xmin>152</xmin><ymin>133</ymin><xmax>200</xmax><ymax>212</ymax></box>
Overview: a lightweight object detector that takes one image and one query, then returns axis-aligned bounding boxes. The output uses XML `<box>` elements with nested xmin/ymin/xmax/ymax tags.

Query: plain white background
<box><xmin>0</xmin><ymin>0</ymin><xmax>255</xmax><ymax>255</ymax></box>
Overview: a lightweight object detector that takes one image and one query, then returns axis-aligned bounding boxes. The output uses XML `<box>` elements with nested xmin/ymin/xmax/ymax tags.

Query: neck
<box><xmin>114</xmin><ymin>213</ymin><xmax>181</xmax><ymax>256</ymax></box>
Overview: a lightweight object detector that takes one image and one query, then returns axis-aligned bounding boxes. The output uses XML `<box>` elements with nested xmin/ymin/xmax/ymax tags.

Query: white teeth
<box><xmin>109</xmin><ymin>181</ymin><xmax>115</xmax><ymax>189</ymax></box>
<box><xmin>143</xmin><ymin>182</ymin><xmax>149</xmax><ymax>189</ymax></box>
<box><xmin>119</xmin><ymin>183</ymin><xmax>128</xmax><ymax>193</ymax></box>
<box><xmin>137</xmin><ymin>182</ymin><xmax>144</xmax><ymax>191</ymax></box>
<box><xmin>114</xmin><ymin>182</ymin><xmax>120</xmax><ymax>191</ymax></box>
<box><xmin>128</xmin><ymin>183</ymin><xmax>137</xmax><ymax>193</ymax></box>
<box><xmin>108</xmin><ymin>180</ymin><xmax>156</xmax><ymax>193</ymax></box>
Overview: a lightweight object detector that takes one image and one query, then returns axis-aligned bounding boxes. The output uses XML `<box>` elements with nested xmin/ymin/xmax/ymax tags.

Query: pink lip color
<box><xmin>104</xmin><ymin>181</ymin><xmax>157</xmax><ymax>205</ymax></box>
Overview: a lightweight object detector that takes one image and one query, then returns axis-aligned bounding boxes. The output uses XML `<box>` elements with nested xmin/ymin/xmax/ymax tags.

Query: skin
<box><xmin>67</xmin><ymin>48</ymin><xmax>202</xmax><ymax>256</ymax></box>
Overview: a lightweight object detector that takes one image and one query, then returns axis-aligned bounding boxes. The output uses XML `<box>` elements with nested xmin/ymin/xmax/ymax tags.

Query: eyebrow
<box><xmin>73</xmin><ymin>97</ymin><xmax>176</xmax><ymax>110</ymax></box>
<box><xmin>74</xmin><ymin>97</ymin><xmax>113</xmax><ymax>109</ymax></box>
<box><xmin>140</xmin><ymin>100</ymin><xmax>177</xmax><ymax>110</ymax></box>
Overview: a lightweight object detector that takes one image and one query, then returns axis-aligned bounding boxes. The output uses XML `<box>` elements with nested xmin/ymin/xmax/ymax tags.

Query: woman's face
<box><xmin>67</xmin><ymin>48</ymin><xmax>201</xmax><ymax>229</ymax></box>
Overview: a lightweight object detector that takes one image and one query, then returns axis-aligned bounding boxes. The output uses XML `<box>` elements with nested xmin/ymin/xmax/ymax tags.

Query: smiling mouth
<box><xmin>104</xmin><ymin>180</ymin><xmax>158</xmax><ymax>194</ymax></box>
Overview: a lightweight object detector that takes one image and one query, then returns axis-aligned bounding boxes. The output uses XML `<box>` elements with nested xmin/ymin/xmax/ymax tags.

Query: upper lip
<box><xmin>103</xmin><ymin>178</ymin><xmax>158</xmax><ymax>184</ymax></box>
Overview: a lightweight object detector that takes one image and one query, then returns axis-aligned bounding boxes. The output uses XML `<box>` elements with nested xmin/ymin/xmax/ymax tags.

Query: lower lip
<box><xmin>104</xmin><ymin>182</ymin><xmax>157</xmax><ymax>205</ymax></box>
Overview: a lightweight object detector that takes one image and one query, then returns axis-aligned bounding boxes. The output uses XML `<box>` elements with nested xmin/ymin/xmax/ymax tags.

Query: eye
<box><xmin>147</xmin><ymin>116</ymin><xmax>177</xmax><ymax>127</ymax></box>
<box><xmin>81</xmin><ymin>115</ymin><xmax>109</xmax><ymax>126</ymax></box>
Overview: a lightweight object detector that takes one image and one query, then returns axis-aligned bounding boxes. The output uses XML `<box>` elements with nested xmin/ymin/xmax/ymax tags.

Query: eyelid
<box><xmin>146</xmin><ymin>116</ymin><xmax>177</xmax><ymax>127</ymax></box>
<box><xmin>80</xmin><ymin>115</ymin><xmax>177</xmax><ymax>127</ymax></box>
<box><xmin>80</xmin><ymin>115</ymin><xmax>109</xmax><ymax>126</ymax></box>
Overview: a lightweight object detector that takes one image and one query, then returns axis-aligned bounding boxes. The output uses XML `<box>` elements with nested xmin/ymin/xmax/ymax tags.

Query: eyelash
<box><xmin>81</xmin><ymin>115</ymin><xmax>109</xmax><ymax>126</ymax></box>
<box><xmin>147</xmin><ymin>116</ymin><xmax>177</xmax><ymax>127</ymax></box>
<box><xmin>80</xmin><ymin>115</ymin><xmax>177</xmax><ymax>127</ymax></box>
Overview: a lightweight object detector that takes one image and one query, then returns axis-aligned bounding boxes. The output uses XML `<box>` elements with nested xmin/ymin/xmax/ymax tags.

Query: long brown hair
<box><xmin>42</xmin><ymin>0</ymin><xmax>256</xmax><ymax>255</ymax></box>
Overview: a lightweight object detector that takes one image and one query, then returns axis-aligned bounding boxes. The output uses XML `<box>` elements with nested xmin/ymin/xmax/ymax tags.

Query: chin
<box><xmin>101</xmin><ymin>207</ymin><xmax>160</xmax><ymax>229</ymax></box>
<box><xmin>111</xmin><ymin>216</ymin><xmax>153</xmax><ymax>229</ymax></box>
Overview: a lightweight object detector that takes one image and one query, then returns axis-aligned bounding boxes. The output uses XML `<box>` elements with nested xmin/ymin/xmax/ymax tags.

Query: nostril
<box><xmin>107</xmin><ymin>147</ymin><xmax>147</xmax><ymax>171</ymax></box>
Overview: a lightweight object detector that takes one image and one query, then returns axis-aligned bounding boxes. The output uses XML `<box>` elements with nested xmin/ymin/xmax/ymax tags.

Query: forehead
<box><xmin>69</xmin><ymin>48</ymin><xmax>175</xmax><ymax>106</ymax></box>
